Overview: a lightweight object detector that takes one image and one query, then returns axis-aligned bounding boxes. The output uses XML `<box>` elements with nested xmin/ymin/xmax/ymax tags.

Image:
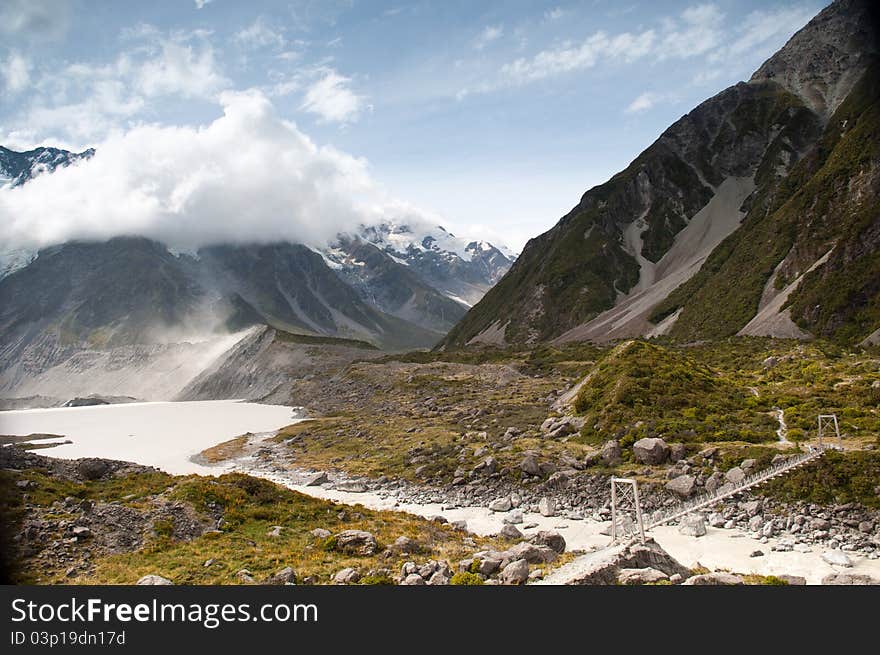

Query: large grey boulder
<box><xmin>821</xmin><ymin>573</ymin><xmax>878</xmax><ymax>585</ymax></box>
<box><xmin>821</xmin><ymin>550</ymin><xmax>853</xmax><ymax>567</ymax></box>
<box><xmin>489</xmin><ymin>497</ymin><xmax>512</xmax><ymax>512</ymax></box>
<box><xmin>618</xmin><ymin>568</ymin><xmax>669</xmax><ymax>585</ymax></box>
<box><xmin>665</xmin><ymin>474</ymin><xmax>696</xmax><ymax>498</ymax></box>
<box><xmin>538</xmin><ymin>497</ymin><xmax>556</xmax><ymax>517</ymax></box>
<box><xmin>520</xmin><ymin>454</ymin><xmax>541</xmax><ymax>476</ymax></box>
<box><xmin>500</xmin><ymin>559</ymin><xmax>530</xmax><ymax>585</ymax></box>
<box><xmin>333</xmin><ymin>530</ymin><xmax>378</xmax><ymax>555</ymax></box>
<box><xmin>683</xmin><ymin>573</ymin><xmax>744</xmax><ymax>585</ymax></box>
<box><xmin>137</xmin><ymin>574</ymin><xmax>172</xmax><ymax>585</ymax></box>
<box><xmin>508</xmin><ymin>542</ymin><xmax>558</xmax><ymax>564</ymax></box>
<box><xmin>632</xmin><ymin>438</ymin><xmax>670</xmax><ymax>465</ymax></box>
<box><xmin>538</xmin><ymin>540</ymin><xmax>691</xmax><ymax>585</ymax></box>
<box><xmin>530</xmin><ymin>530</ymin><xmax>566</xmax><ymax>554</ymax></box>
<box><xmin>600</xmin><ymin>440</ymin><xmax>622</xmax><ymax>466</ymax></box>
<box><xmin>725</xmin><ymin>467</ymin><xmax>745</xmax><ymax>485</ymax></box>
<box><xmin>678</xmin><ymin>514</ymin><xmax>707</xmax><ymax>537</ymax></box>
<box><xmin>334</xmin><ymin>568</ymin><xmax>361</xmax><ymax>584</ymax></box>
<box><xmin>500</xmin><ymin>524</ymin><xmax>524</xmax><ymax>539</ymax></box>
<box><xmin>304</xmin><ymin>471</ymin><xmax>328</xmax><ymax>486</ymax></box>
<box><xmin>503</xmin><ymin>509</ymin><xmax>524</xmax><ymax>525</ymax></box>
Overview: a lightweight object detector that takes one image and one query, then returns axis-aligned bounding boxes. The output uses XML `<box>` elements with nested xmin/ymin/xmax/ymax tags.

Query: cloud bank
<box><xmin>0</xmin><ymin>89</ymin><xmax>424</xmax><ymax>252</ymax></box>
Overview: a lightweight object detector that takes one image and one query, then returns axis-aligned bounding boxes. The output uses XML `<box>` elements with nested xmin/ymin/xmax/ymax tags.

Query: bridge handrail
<box><xmin>644</xmin><ymin>446</ymin><xmax>825</xmax><ymax>530</ymax></box>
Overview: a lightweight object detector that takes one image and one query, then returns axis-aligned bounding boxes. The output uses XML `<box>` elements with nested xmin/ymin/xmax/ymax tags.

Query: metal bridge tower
<box><xmin>610</xmin><ymin>477</ymin><xmax>645</xmax><ymax>544</ymax></box>
<box><xmin>817</xmin><ymin>414</ymin><xmax>842</xmax><ymax>449</ymax></box>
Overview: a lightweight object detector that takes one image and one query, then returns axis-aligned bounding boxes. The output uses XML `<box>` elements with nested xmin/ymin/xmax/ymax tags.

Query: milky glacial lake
<box><xmin>0</xmin><ymin>400</ymin><xmax>300</xmax><ymax>475</ymax></box>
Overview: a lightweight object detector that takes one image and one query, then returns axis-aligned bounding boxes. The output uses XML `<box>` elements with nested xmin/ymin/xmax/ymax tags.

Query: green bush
<box><xmin>450</xmin><ymin>572</ymin><xmax>484</xmax><ymax>585</ymax></box>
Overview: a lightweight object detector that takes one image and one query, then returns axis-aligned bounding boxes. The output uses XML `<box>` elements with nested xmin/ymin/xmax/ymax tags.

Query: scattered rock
<box><xmin>618</xmin><ymin>568</ymin><xmax>669</xmax><ymax>585</ymax></box>
<box><xmin>632</xmin><ymin>438</ymin><xmax>670</xmax><ymax>465</ymax></box>
<box><xmin>500</xmin><ymin>524</ymin><xmax>524</xmax><ymax>539</ymax></box>
<box><xmin>538</xmin><ymin>497</ymin><xmax>556</xmax><ymax>517</ymax></box>
<box><xmin>334</xmin><ymin>568</ymin><xmax>361</xmax><ymax>585</ymax></box>
<box><xmin>304</xmin><ymin>471</ymin><xmax>328</xmax><ymax>486</ymax></box>
<box><xmin>489</xmin><ymin>497</ymin><xmax>512</xmax><ymax>512</ymax></box>
<box><xmin>520</xmin><ymin>455</ymin><xmax>541</xmax><ymax>477</ymax></box>
<box><xmin>500</xmin><ymin>559</ymin><xmax>530</xmax><ymax>585</ymax></box>
<box><xmin>267</xmin><ymin>525</ymin><xmax>283</xmax><ymax>538</ymax></box>
<box><xmin>333</xmin><ymin>530</ymin><xmax>378</xmax><ymax>556</ymax></box>
<box><xmin>310</xmin><ymin>528</ymin><xmax>331</xmax><ymax>539</ymax></box>
<box><xmin>725</xmin><ymin>467</ymin><xmax>745</xmax><ymax>485</ymax></box>
<box><xmin>503</xmin><ymin>509</ymin><xmax>524</xmax><ymax>525</ymax></box>
<box><xmin>265</xmin><ymin>567</ymin><xmax>297</xmax><ymax>585</ymax></box>
<box><xmin>600</xmin><ymin>440</ymin><xmax>622</xmax><ymax>466</ymax></box>
<box><xmin>137</xmin><ymin>574</ymin><xmax>172</xmax><ymax>585</ymax></box>
<box><xmin>334</xmin><ymin>480</ymin><xmax>367</xmax><ymax>493</ymax></box>
<box><xmin>821</xmin><ymin>573</ymin><xmax>878</xmax><ymax>585</ymax></box>
<box><xmin>665</xmin><ymin>474</ymin><xmax>696</xmax><ymax>498</ymax></box>
<box><xmin>683</xmin><ymin>573</ymin><xmax>744</xmax><ymax>585</ymax></box>
<box><xmin>530</xmin><ymin>530</ymin><xmax>566</xmax><ymax>554</ymax></box>
<box><xmin>678</xmin><ymin>514</ymin><xmax>707</xmax><ymax>537</ymax></box>
<box><xmin>821</xmin><ymin>550</ymin><xmax>853</xmax><ymax>567</ymax></box>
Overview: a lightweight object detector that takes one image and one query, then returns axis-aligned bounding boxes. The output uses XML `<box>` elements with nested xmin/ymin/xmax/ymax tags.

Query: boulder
<box><xmin>632</xmin><ymin>438</ymin><xmax>670</xmax><ymax>465</ymax></box>
<box><xmin>600</xmin><ymin>440</ymin><xmax>622</xmax><ymax>466</ymax></box>
<box><xmin>665</xmin><ymin>474</ymin><xmax>696</xmax><ymax>498</ymax></box>
<box><xmin>538</xmin><ymin>497</ymin><xmax>556</xmax><ymax>517</ymax></box>
<box><xmin>707</xmin><ymin>512</ymin><xmax>726</xmax><ymax>528</ymax></box>
<box><xmin>499</xmin><ymin>559</ymin><xmax>530</xmax><ymax>585</ymax></box>
<box><xmin>304</xmin><ymin>471</ymin><xmax>328</xmax><ymax>486</ymax></box>
<box><xmin>821</xmin><ymin>551</ymin><xmax>853</xmax><ymax>567</ymax></box>
<box><xmin>334</xmin><ymin>568</ymin><xmax>361</xmax><ymax>584</ymax></box>
<box><xmin>618</xmin><ymin>568</ymin><xmax>669</xmax><ymax>585</ymax></box>
<box><xmin>725</xmin><ymin>467</ymin><xmax>745</xmax><ymax>485</ymax></box>
<box><xmin>778</xmin><ymin>575</ymin><xmax>807</xmax><ymax>585</ymax></box>
<box><xmin>821</xmin><ymin>573</ymin><xmax>879</xmax><ymax>585</ymax></box>
<box><xmin>333</xmin><ymin>530</ymin><xmax>378</xmax><ymax>556</ymax></box>
<box><xmin>520</xmin><ymin>454</ymin><xmax>541</xmax><ymax>476</ymax></box>
<box><xmin>137</xmin><ymin>574</ymin><xmax>172</xmax><ymax>585</ymax></box>
<box><xmin>477</xmin><ymin>557</ymin><xmax>502</xmax><ymax>576</ymax></box>
<box><xmin>500</xmin><ymin>524</ymin><xmax>523</xmax><ymax>540</ymax></box>
<box><xmin>678</xmin><ymin>514</ymin><xmax>707</xmax><ymax>537</ymax></box>
<box><xmin>264</xmin><ymin>567</ymin><xmax>297</xmax><ymax>585</ymax></box>
<box><xmin>310</xmin><ymin>528</ymin><xmax>331</xmax><ymax>539</ymax></box>
<box><xmin>267</xmin><ymin>525</ymin><xmax>283</xmax><ymax>538</ymax></box>
<box><xmin>508</xmin><ymin>542</ymin><xmax>558</xmax><ymax>564</ymax></box>
<box><xmin>530</xmin><ymin>530</ymin><xmax>566</xmax><ymax>554</ymax></box>
<box><xmin>77</xmin><ymin>459</ymin><xmax>110</xmax><ymax>481</ymax></box>
<box><xmin>683</xmin><ymin>573</ymin><xmax>744</xmax><ymax>585</ymax></box>
<box><xmin>668</xmin><ymin>443</ymin><xmax>687</xmax><ymax>463</ymax></box>
<box><xmin>705</xmin><ymin>472</ymin><xmax>724</xmax><ymax>494</ymax></box>
<box><xmin>503</xmin><ymin>509</ymin><xmax>524</xmax><ymax>525</ymax></box>
<box><xmin>489</xmin><ymin>497</ymin><xmax>512</xmax><ymax>512</ymax></box>
<box><xmin>748</xmin><ymin>515</ymin><xmax>764</xmax><ymax>532</ymax></box>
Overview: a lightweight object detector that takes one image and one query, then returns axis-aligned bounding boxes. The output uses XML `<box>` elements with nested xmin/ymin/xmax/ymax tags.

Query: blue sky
<box><xmin>0</xmin><ymin>0</ymin><xmax>824</xmax><ymax>251</ymax></box>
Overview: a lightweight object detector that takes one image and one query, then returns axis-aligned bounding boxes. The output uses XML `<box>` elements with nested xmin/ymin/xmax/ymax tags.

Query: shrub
<box><xmin>450</xmin><ymin>572</ymin><xmax>484</xmax><ymax>585</ymax></box>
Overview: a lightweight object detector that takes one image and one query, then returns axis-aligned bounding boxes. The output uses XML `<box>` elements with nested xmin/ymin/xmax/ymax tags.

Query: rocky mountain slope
<box><xmin>442</xmin><ymin>0</ymin><xmax>880</xmax><ymax>348</ymax></box>
<box><xmin>0</xmin><ymin>145</ymin><xmax>94</xmax><ymax>189</ymax></box>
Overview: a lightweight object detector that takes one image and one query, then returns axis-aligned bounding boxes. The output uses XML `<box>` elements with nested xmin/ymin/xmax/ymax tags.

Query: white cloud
<box><xmin>625</xmin><ymin>91</ymin><xmax>661</xmax><ymax>114</ymax></box>
<box><xmin>234</xmin><ymin>17</ymin><xmax>286</xmax><ymax>50</ymax></box>
<box><xmin>502</xmin><ymin>29</ymin><xmax>655</xmax><ymax>83</ymax></box>
<box><xmin>2</xmin><ymin>52</ymin><xmax>31</xmax><ymax>94</ymax></box>
<box><xmin>0</xmin><ymin>0</ymin><xmax>70</xmax><ymax>40</ymax></box>
<box><xmin>137</xmin><ymin>38</ymin><xmax>229</xmax><ymax>98</ymax></box>
<box><xmin>0</xmin><ymin>29</ymin><xmax>228</xmax><ymax>149</ymax></box>
<box><xmin>544</xmin><ymin>8</ymin><xmax>565</xmax><ymax>21</ymax></box>
<box><xmin>0</xmin><ymin>90</ymin><xmax>425</xmax><ymax>252</ymax></box>
<box><xmin>709</xmin><ymin>4</ymin><xmax>817</xmax><ymax>64</ymax></box>
<box><xmin>300</xmin><ymin>69</ymin><xmax>367</xmax><ymax>124</ymax></box>
<box><xmin>474</xmin><ymin>25</ymin><xmax>503</xmax><ymax>50</ymax></box>
<box><xmin>656</xmin><ymin>3</ymin><xmax>724</xmax><ymax>60</ymax></box>
<box><xmin>194</xmin><ymin>0</ymin><xmax>213</xmax><ymax>8</ymax></box>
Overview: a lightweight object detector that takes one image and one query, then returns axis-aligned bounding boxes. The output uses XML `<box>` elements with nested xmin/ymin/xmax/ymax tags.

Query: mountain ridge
<box><xmin>441</xmin><ymin>0</ymin><xmax>880</xmax><ymax>349</ymax></box>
